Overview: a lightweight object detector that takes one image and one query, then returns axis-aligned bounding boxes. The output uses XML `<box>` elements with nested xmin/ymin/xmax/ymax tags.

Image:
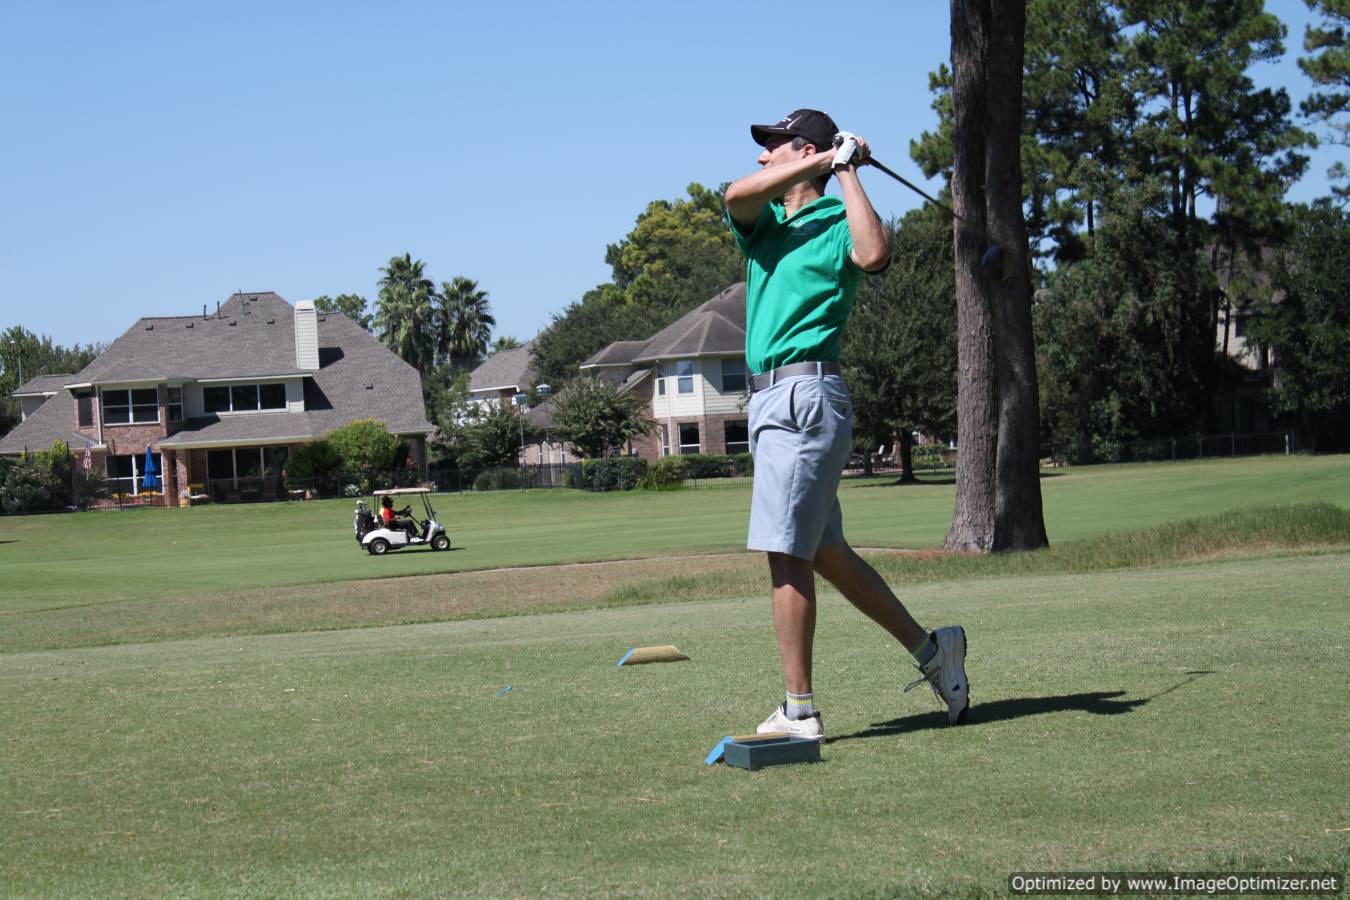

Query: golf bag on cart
<box><xmin>354</xmin><ymin>500</ymin><xmax>378</xmax><ymax>543</ymax></box>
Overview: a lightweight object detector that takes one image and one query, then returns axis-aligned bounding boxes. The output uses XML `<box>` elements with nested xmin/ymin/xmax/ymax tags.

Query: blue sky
<box><xmin>0</xmin><ymin>0</ymin><xmax>1338</xmax><ymax>350</ymax></box>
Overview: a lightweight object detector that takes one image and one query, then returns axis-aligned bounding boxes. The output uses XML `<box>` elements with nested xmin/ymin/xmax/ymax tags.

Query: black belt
<box><xmin>750</xmin><ymin>361</ymin><xmax>841</xmax><ymax>393</ymax></box>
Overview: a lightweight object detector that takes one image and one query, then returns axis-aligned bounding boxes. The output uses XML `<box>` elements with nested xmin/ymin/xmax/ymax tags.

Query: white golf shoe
<box><xmin>905</xmin><ymin>625</ymin><xmax>970</xmax><ymax>724</ymax></box>
<box><xmin>756</xmin><ymin>702</ymin><xmax>825</xmax><ymax>741</ymax></box>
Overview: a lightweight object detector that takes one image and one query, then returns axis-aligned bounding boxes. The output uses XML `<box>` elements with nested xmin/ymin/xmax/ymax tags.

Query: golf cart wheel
<box><xmin>367</xmin><ymin>538</ymin><xmax>390</xmax><ymax>556</ymax></box>
<box><xmin>431</xmin><ymin>534</ymin><xmax>450</xmax><ymax>551</ymax></box>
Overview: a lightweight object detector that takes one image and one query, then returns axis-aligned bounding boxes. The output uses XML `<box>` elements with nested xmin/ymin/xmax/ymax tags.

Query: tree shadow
<box><xmin>827</xmin><ymin>673</ymin><xmax>1212</xmax><ymax>745</ymax></box>
<box><xmin>0</xmin><ymin>540</ymin><xmax>16</xmax><ymax>545</ymax></box>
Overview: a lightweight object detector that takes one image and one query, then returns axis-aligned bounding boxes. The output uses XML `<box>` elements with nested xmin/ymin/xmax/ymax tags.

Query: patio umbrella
<box><xmin>141</xmin><ymin>446</ymin><xmax>161</xmax><ymax>490</ymax></box>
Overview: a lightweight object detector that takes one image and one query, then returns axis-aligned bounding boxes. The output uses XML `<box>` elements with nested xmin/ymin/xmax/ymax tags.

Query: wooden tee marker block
<box><xmin>705</xmin><ymin>732</ymin><xmax>821</xmax><ymax>769</ymax></box>
<box><xmin>616</xmin><ymin>645</ymin><xmax>690</xmax><ymax>666</ymax></box>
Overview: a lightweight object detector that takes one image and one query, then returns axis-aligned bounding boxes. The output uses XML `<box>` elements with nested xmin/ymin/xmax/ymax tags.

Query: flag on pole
<box><xmin>82</xmin><ymin>441</ymin><xmax>92</xmax><ymax>472</ymax></box>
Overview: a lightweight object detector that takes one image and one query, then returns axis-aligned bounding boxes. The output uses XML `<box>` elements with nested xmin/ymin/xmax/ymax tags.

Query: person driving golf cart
<box><xmin>380</xmin><ymin>495</ymin><xmax>419</xmax><ymax>539</ymax></box>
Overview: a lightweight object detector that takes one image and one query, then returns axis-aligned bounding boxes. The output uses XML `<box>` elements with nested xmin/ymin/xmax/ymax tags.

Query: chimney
<box><xmin>294</xmin><ymin>300</ymin><xmax>320</xmax><ymax>370</ymax></box>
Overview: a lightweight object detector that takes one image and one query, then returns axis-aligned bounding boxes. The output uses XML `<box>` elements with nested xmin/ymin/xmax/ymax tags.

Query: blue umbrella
<box><xmin>141</xmin><ymin>446</ymin><xmax>161</xmax><ymax>490</ymax></box>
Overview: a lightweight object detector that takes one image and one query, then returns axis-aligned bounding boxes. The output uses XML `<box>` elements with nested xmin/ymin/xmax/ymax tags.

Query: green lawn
<box><xmin>2</xmin><ymin>455</ymin><xmax>1348</xmax><ymax>896</ymax></box>
<box><xmin>2</xmin><ymin>455</ymin><xmax>1347</xmax><ymax>616</ymax></box>
<box><xmin>2</xmin><ymin>551</ymin><xmax>1346</xmax><ymax>896</ymax></box>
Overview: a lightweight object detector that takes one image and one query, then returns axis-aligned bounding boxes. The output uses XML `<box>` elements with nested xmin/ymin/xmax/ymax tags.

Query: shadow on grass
<box><xmin>828</xmin><ymin>673</ymin><xmax>1212</xmax><ymax>744</ymax></box>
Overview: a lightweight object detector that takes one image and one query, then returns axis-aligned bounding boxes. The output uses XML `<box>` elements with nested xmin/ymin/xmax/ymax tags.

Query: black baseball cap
<box><xmin>750</xmin><ymin>109</ymin><xmax>838</xmax><ymax>151</ymax></box>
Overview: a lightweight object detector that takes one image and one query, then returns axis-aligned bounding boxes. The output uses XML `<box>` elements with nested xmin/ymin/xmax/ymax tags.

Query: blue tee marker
<box><xmin>495</xmin><ymin>685</ymin><xmax>513</xmax><ymax>696</ymax></box>
<box><xmin>704</xmin><ymin>736</ymin><xmax>733</xmax><ymax>765</ymax></box>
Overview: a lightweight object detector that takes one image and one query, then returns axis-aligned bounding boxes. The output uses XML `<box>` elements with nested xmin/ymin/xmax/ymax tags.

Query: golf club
<box><xmin>863</xmin><ymin>156</ymin><xmax>1005</xmax><ymax>277</ymax></box>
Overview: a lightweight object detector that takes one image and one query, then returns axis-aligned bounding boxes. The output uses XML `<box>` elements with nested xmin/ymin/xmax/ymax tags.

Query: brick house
<box><xmin>579</xmin><ymin>282</ymin><xmax>750</xmax><ymax>459</ymax></box>
<box><xmin>0</xmin><ymin>292</ymin><xmax>434</xmax><ymax>505</ymax></box>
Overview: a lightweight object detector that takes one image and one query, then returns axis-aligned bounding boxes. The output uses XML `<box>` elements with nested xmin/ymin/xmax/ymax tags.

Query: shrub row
<box><xmin>566</xmin><ymin>453</ymin><xmax>753</xmax><ymax>492</ymax></box>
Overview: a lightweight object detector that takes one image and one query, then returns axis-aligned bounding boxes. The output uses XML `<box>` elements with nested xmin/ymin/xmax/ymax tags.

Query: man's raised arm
<box><xmin>724</xmin><ymin>151</ymin><xmax>834</xmax><ymax>229</ymax></box>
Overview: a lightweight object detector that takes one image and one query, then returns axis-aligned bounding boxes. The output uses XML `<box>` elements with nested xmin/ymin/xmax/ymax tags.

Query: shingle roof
<box><xmin>633</xmin><ymin>283</ymin><xmax>745</xmax><ymax>363</ymax></box>
<box><xmin>579</xmin><ymin>283</ymin><xmax>746</xmax><ymax>370</ymax></box>
<box><xmin>580</xmin><ymin>341</ymin><xmax>647</xmax><ymax>368</ymax></box>
<box><xmin>0</xmin><ymin>292</ymin><xmax>433</xmax><ymax>453</ymax></box>
<box><xmin>468</xmin><ymin>341</ymin><xmax>536</xmax><ymax>393</ymax></box>
<box><xmin>0</xmin><ymin>391</ymin><xmax>91</xmax><ymax>453</ymax></box>
<box><xmin>13</xmin><ymin>374</ymin><xmax>75</xmax><ymax>396</ymax></box>
<box><xmin>71</xmin><ymin>293</ymin><xmax>311</xmax><ymax>384</ymax></box>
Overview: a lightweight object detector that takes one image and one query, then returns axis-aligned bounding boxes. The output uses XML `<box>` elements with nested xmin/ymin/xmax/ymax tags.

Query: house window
<box><xmin>259</xmin><ymin>384</ymin><xmax>287</xmax><ymax>410</ymax></box>
<box><xmin>167</xmin><ymin>387</ymin><xmax>184</xmax><ymax>423</ymax></box>
<box><xmin>102</xmin><ymin>388</ymin><xmax>159</xmax><ymax>425</ymax></box>
<box><xmin>205</xmin><ymin>383</ymin><xmax>289</xmax><ymax>414</ymax></box>
<box><xmin>659</xmin><ymin>425</ymin><xmax>670</xmax><ymax>456</ymax></box>
<box><xmin>107</xmin><ymin>454</ymin><xmax>137</xmax><ymax>494</ymax></box>
<box><xmin>724</xmin><ymin>420</ymin><xmax>750</xmax><ymax>454</ymax></box>
<box><xmin>721</xmin><ymin>359</ymin><xmax>747</xmax><ymax>394</ymax></box>
<box><xmin>207</xmin><ymin>449</ymin><xmax>235</xmax><ymax>482</ymax></box>
<box><xmin>105</xmin><ymin>453</ymin><xmax>159</xmax><ymax>494</ymax></box>
<box><xmin>231</xmin><ymin>385</ymin><xmax>259</xmax><ymax>412</ymax></box>
<box><xmin>657</xmin><ymin>377</ymin><xmax>666</xmax><ymax>397</ymax></box>
<box><xmin>675</xmin><ymin>360</ymin><xmax>694</xmax><ymax>395</ymax></box>
<box><xmin>207</xmin><ymin>446</ymin><xmax>286</xmax><ymax>487</ymax></box>
<box><xmin>678</xmin><ymin>423</ymin><xmax>700</xmax><ymax>455</ymax></box>
<box><xmin>204</xmin><ymin>386</ymin><xmax>231</xmax><ymax>413</ymax></box>
<box><xmin>76</xmin><ymin>392</ymin><xmax>93</xmax><ymax>428</ymax></box>
<box><xmin>1234</xmin><ymin>316</ymin><xmax>1249</xmax><ymax>338</ymax></box>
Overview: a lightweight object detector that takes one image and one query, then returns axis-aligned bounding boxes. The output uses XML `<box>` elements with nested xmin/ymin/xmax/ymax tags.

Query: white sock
<box><xmin>786</xmin><ymin>691</ymin><xmax>815</xmax><ymax>720</ymax></box>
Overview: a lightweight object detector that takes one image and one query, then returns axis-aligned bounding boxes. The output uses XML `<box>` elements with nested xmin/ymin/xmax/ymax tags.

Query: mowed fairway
<box><xmin>2</xmin><ymin>455</ymin><xmax>1349</xmax><ymax>896</ymax></box>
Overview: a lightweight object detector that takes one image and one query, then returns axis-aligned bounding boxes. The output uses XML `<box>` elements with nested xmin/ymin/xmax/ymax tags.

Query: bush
<box><xmin>286</xmin><ymin>440</ymin><xmax>342</xmax><ymax>495</ymax></box>
<box><xmin>679</xmin><ymin>453</ymin><xmax>735</xmax><ymax>479</ymax></box>
<box><xmin>326</xmin><ymin>420</ymin><xmax>408</xmax><ymax>492</ymax></box>
<box><xmin>577</xmin><ymin>457</ymin><xmax>647</xmax><ymax>491</ymax></box>
<box><xmin>638</xmin><ymin>456</ymin><xmax>687</xmax><ymax>490</ymax></box>
<box><xmin>1</xmin><ymin>459</ymin><xmax>57</xmax><ymax>514</ymax></box>
<box><xmin>911</xmin><ymin>444</ymin><xmax>947</xmax><ymax>469</ymax></box>
<box><xmin>729</xmin><ymin>453</ymin><xmax>754</xmax><ymax>476</ymax></box>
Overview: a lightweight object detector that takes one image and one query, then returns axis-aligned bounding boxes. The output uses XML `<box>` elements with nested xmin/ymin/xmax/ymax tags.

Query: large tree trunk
<box><xmin>945</xmin><ymin>0</ymin><xmax>999</xmax><ymax>551</ymax></box>
<box><xmin>945</xmin><ymin>0</ymin><xmax>1048</xmax><ymax>553</ymax></box>
<box><xmin>897</xmin><ymin>430</ymin><xmax>917</xmax><ymax>484</ymax></box>
<box><xmin>987</xmin><ymin>0</ymin><xmax>1048</xmax><ymax>551</ymax></box>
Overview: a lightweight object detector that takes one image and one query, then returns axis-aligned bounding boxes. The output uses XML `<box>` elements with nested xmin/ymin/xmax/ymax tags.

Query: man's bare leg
<box><xmin>768</xmin><ymin>551</ymin><xmax>817</xmax><ymax>694</ymax></box>
<box><xmin>812</xmin><ymin>542</ymin><xmax>927</xmax><ymax>650</ymax></box>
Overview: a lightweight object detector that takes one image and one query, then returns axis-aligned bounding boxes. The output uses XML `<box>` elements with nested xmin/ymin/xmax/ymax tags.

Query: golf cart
<box><xmin>354</xmin><ymin>487</ymin><xmax>451</xmax><ymax>555</ymax></box>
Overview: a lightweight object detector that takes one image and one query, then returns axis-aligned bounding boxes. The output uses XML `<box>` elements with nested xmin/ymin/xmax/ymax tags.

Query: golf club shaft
<box><xmin>865</xmin><ymin>157</ymin><xmax>990</xmax><ymax>242</ymax></box>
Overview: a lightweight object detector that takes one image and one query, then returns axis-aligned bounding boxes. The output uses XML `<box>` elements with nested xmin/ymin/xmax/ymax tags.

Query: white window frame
<box><xmin>675</xmin><ymin>360</ymin><xmax>694</xmax><ymax>395</ymax></box>
<box><xmin>167</xmin><ymin>386</ymin><xmax>184</xmax><ymax>423</ymax></box>
<box><xmin>720</xmin><ymin>359</ymin><xmax>747</xmax><ymax>394</ymax></box>
<box><xmin>203</xmin><ymin>382</ymin><xmax>289</xmax><ymax>415</ymax></box>
<box><xmin>724</xmin><ymin>420</ymin><xmax>750</xmax><ymax>454</ymax></box>
<box><xmin>678</xmin><ymin>422</ymin><xmax>700</xmax><ymax>455</ymax></box>
<box><xmin>101</xmin><ymin>387</ymin><xmax>160</xmax><ymax>426</ymax></box>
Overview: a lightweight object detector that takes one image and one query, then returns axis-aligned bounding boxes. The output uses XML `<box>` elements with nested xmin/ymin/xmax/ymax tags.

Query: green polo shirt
<box><xmin>729</xmin><ymin>195</ymin><xmax>864</xmax><ymax>375</ymax></box>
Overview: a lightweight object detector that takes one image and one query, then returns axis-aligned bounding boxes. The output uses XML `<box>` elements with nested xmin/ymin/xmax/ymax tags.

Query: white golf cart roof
<box><xmin>372</xmin><ymin>487</ymin><xmax>432</xmax><ymax>496</ymax></box>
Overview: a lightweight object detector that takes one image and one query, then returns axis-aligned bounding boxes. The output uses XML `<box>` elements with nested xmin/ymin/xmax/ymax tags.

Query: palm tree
<box><xmin>436</xmin><ymin>276</ymin><xmax>496</xmax><ymax>371</ymax></box>
<box><xmin>374</xmin><ymin>254</ymin><xmax>437</xmax><ymax>373</ymax></box>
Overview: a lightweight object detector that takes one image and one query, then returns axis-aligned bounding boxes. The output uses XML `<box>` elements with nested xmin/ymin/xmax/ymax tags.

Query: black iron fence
<box><xmin>0</xmin><ymin>430</ymin><xmax>1314</xmax><ymax>515</ymax></box>
<box><xmin>1047</xmin><ymin>431</ymin><xmax>1302</xmax><ymax>466</ymax></box>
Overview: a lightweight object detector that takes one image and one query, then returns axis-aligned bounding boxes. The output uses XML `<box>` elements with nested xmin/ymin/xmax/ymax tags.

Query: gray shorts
<box><xmin>747</xmin><ymin>372</ymin><xmax>853</xmax><ymax>559</ymax></box>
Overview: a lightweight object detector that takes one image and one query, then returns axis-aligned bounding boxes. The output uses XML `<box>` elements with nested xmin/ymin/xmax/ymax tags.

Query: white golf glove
<box><xmin>832</xmin><ymin>131</ymin><xmax>866</xmax><ymax>169</ymax></box>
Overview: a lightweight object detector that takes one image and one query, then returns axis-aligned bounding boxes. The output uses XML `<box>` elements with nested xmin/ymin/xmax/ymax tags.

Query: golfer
<box><xmin>724</xmin><ymin>108</ymin><xmax>969</xmax><ymax>740</ymax></box>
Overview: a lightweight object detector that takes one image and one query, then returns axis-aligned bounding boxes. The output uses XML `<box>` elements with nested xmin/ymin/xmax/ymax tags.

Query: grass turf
<box><xmin>3</xmin><ymin>456</ymin><xmax>1348</xmax><ymax>895</ymax></box>
<box><xmin>1</xmin><ymin>454</ymin><xmax>1347</xmax><ymax>619</ymax></box>
<box><xmin>2</xmin><ymin>549</ymin><xmax>1346</xmax><ymax>896</ymax></box>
